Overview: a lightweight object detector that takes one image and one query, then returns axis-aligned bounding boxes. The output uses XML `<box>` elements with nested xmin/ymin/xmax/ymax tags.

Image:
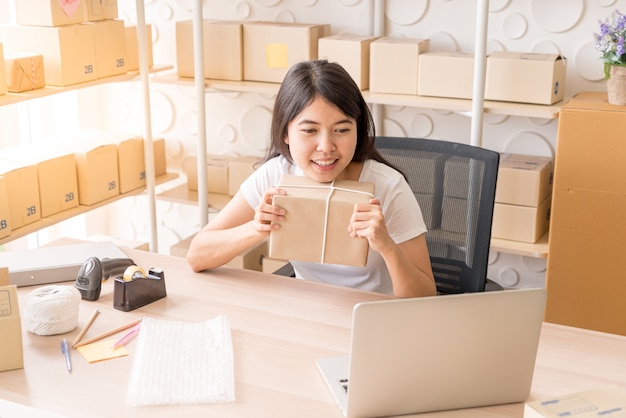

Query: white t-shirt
<box><xmin>239</xmin><ymin>156</ymin><xmax>427</xmax><ymax>295</ymax></box>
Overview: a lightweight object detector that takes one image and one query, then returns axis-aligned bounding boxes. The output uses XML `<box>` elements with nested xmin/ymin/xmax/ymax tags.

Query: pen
<box><xmin>61</xmin><ymin>339</ymin><xmax>72</xmax><ymax>374</ymax></box>
<box><xmin>111</xmin><ymin>322</ymin><xmax>142</xmax><ymax>349</ymax></box>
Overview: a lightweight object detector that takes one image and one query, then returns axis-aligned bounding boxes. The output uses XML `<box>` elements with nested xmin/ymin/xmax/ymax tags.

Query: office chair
<box><xmin>272</xmin><ymin>136</ymin><xmax>501</xmax><ymax>295</ymax></box>
<box><xmin>374</xmin><ymin>136</ymin><xmax>500</xmax><ymax>294</ymax></box>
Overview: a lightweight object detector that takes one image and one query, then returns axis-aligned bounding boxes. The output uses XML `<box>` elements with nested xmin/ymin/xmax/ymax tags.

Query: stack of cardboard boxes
<box><xmin>174</xmin><ymin>19</ymin><xmax>566</xmax><ymax>105</ymax></box>
<box><xmin>0</xmin><ymin>267</ymin><xmax>23</xmax><ymax>373</ymax></box>
<box><xmin>545</xmin><ymin>92</ymin><xmax>626</xmax><ymax>336</ymax></box>
<box><xmin>2</xmin><ymin>0</ymin><xmax>122</xmax><ymax>86</ymax></box>
<box><xmin>0</xmin><ymin>135</ymin><xmax>166</xmax><ymax>240</ymax></box>
<box><xmin>418</xmin><ymin>51</ymin><xmax>567</xmax><ymax>105</ymax></box>
<box><xmin>184</xmin><ymin>154</ymin><xmax>259</xmax><ymax>197</ymax></box>
<box><xmin>176</xmin><ymin>20</ymin><xmax>330</xmax><ymax>84</ymax></box>
<box><xmin>492</xmin><ymin>153</ymin><xmax>553</xmax><ymax>243</ymax></box>
<box><xmin>0</xmin><ymin>0</ymin><xmax>152</xmax><ymax>88</ymax></box>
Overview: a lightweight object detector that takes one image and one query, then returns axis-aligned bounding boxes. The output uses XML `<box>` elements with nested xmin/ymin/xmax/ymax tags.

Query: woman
<box><xmin>187</xmin><ymin>59</ymin><xmax>436</xmax><ymax>297</ymax></box>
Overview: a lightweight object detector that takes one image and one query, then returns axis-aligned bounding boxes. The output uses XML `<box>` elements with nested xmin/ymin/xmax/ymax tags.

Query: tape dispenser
<box><xmin>113</xmin><ymin>265</ymin><xmax>167</xmax><ymax>312</ymax></box>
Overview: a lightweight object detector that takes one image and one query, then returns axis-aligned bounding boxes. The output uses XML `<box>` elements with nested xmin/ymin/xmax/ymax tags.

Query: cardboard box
<box><xmin>495</xmin><ymin>153</ymin><xmax>553</xmax><ymax>207</ymax></box>
<box><xmin>86</xmin><ymin>19</ymin><xmax>127</xmax><ymax>78</ymax></box>
<box><xmin>3</xmin><ymin>53</ymin><xmax>45</xmax><ymax>92</ymax></box>
<box><xmin>546</xmin><ymin>91</ymin><xmax>626</xmax><ymax>336</ymax></box>
<box><xmin>0</xmin><ymin>177</ymin><xmax>11</xmax><ymax>239</ymax></box>
<box><xmin>0</xmin><ymin>160</ymin><xmax>41</xmax><ymax>229</ymax></box>
<box><xmin>15</xmin><ymin>0</ymin><xmax>85</xmax><ymax>26</ymax></box>
<box><xmin>525</xmin><ymin>386</ymin><xmax>626</xmax><ymax>418</ymax></box>
<box><xmin>318</xmin><ymin>33</ymin><xmax>379</xmax><ymax>90</ymax></box>
<box><xmin>152</xmin><ymin>137</ymin><xmax>167</xmax><ymax>177</ymax></box>
<box><xmin>491</xmin><ymin>196</ymin><xmax>551</xmax><ymax>243</ymax></box>
<box><xmin>228</xmin><ymin>156</ymin><xmax>258</xmax><ymax>196</ymax></box>
<box><xmin>0</xmin><ymin>267</ymin><xmax>24</xmax><ymax>372</ymax></box>
<box><xmin>485</xmin><ymin>51</ymin><xmax>567</xmax><ymax>105</ymax></box>
<box><xmin>84</xmin><ymin>0</ymin><xmax>118</xmax><ymax>21</ymax></box>
<box><xmin>124</xmin><ymin>24</ymin><xmax>154</xmax><ymax>71</ymax></box>
<box><xmin>2</xmin><ymin>147</ymin><xmax>79</xmax><ymax>218</ymax></box>
<box><xmin>243</xmin><ymin>22</ymin><xmax>330</xmax><ymax>83</ymax></box>
<box><xmin>418</xmin><ymin>52</ymin><xmax>474</xmax><ymax>99</ymax></box>
<box><xmin>186</xmin><ymin>155</ymin><xmax>231</xmax><ymax>195</ymax></box>
<box><xmin>369</xmin><ymin>37</ymin><xmax>430</xmax><ymax>95</ymax></box>
<box><xmin>176</xmin><ymin>20</ymin><xmax>243</xmax><ymax>81</ymax></box>
<box><xmin>72</xmin><ymin>143</ymin><xmax>119</xmax><ymax>205</ymax></box>
<box><xmin>0</xmin><ymin>43</ymin><xmax>7</xmax><ymax>96</ymax></box>
<box><xmin>269</xmin><ymin>175</ymin><xmax>375</xmax><ymax>266</ymax></box>
<box><xmin>2</xmin><ymin>24</ymin><xmax>97</xmax><ymax>86</ymax></box>
<box><xmin>115</xmin><ymin>136</ymin><xmax>145</xmax><ymax>193</ymax></box>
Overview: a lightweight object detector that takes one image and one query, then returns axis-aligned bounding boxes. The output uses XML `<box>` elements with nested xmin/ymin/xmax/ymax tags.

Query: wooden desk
<box><xmin>2</xmin><ymin>248</ymin><xmax>626</xmax><ymax>417</ymax></box>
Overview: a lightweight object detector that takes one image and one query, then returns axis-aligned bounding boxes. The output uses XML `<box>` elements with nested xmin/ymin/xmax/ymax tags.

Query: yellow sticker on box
<box><xmin>266</xmin><ymin>44</ymin><xmax>288</xmax><ymax>69</ymax></box>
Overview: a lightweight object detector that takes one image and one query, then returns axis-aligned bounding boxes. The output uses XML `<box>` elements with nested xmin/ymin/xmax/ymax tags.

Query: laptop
<box><xmin>317</xmin><ymin>288</ymin><xmax>546</xmax><ymax>418</ymax></box>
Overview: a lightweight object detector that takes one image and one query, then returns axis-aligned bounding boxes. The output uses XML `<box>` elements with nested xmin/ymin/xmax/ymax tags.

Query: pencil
<box><xmin>74</xmin><ymin>318</ymin><xmax>143</xmax><ymax>348</ymax></box>
<box><xmin>72</xmin><ymin>308</ymin><xmax>100</xmax><ymax>348</ymax></box>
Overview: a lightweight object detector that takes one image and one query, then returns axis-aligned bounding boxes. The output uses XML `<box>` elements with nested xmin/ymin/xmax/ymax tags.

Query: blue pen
<box><xmin>61</xmin><ymin>339</ymin><xmax>72</xmax><ymax>374</ymax></box>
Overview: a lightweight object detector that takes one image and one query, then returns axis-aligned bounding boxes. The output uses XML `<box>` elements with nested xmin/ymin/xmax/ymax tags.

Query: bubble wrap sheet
<box><xmin>127</xmin><ymin>315</ymin><xmax>235</xmax><ymax>406</ymax></box>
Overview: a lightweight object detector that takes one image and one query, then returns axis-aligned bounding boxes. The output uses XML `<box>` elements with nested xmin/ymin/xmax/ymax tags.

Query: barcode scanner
<box><xmin>74</xmin><ymin>257</ymin><xmax>136</xmax><ymax>301</ymax></box>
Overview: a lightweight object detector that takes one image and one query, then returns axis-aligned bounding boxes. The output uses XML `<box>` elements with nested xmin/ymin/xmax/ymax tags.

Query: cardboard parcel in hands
<box><xmin>269</xmin><ymin>175</ymin><xmax>375</xmax><ymax>267</ymax></box>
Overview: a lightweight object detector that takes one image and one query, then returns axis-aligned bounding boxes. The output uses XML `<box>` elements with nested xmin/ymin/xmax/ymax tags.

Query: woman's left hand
<box><xmin>348</xmin><ymin>198</ymin><xmax>395</xmax><ymax>254</ymax></box>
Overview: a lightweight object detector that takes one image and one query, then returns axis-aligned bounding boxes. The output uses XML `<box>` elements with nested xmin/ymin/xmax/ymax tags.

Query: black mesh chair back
<box><xmin>374</xmin><ymin>136</ymin><xmax>500</xmax><ymax>294</ymax></box>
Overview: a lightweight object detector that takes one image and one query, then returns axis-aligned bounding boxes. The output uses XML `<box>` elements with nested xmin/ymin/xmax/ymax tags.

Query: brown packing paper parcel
<box><xmin>269</xmin><ymin>175</ymin><xmax>375</xmax><ymax>266</ymax></box>
<box><xmin>5</xmin><ymin>53</ymin><xmax>45</xmax><ymax>93</ymax></box>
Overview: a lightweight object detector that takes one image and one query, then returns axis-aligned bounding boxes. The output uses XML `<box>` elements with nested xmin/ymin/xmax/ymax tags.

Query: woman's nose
<box><xmin>316</xmin><ymin>131</ymin><xmax>336</xmax><ymax>152</ymax></box>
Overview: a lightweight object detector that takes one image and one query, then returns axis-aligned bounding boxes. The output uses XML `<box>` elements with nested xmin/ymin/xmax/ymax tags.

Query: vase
<box><xmin>607</xmin><ymin>65</ymin><xmax>626</xmax><ymax>106</ymax></box>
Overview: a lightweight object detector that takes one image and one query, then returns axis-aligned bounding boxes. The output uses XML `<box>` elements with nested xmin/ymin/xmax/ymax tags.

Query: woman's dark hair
<box><xmin>259</xmin><ymin>59</ymin><xmax>397</xmax><ymax>172</ymax></box>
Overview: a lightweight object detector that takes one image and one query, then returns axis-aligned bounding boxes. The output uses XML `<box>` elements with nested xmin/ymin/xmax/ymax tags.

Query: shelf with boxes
<box><xmin>0</xmin><ymin>135</ymin><xmax>177</xmax><ymax>247</ymax></box>
<box><xmin>0</xmin><ymin>173</ymin><xmax>177</xmax><ymax>247</ymax></box>
<box><xmin>163</xmin><ymin>18</ymin><xmax>563</xmax><ymax>259</ymax></box>
<box><xmin>155</xmin><ymin>19</ymin><xmax>567</xmax><ymax>120</ymax></box>
<box><xmin>0</xmin><ymin>0</ymin><xmax>173</xmax><ymax>251</ymax></box>
<box><xmin>157</xmin><ymin>154</ymin><xmax>258</xmax><ymax>211</ymax></box>
<box><xmin>0</xmin><ymin>65</ymin><xmax>171</xmax><ymax>108</ymax></box>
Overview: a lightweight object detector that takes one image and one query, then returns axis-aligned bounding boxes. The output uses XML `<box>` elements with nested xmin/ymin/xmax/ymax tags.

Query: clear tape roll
<box><xmin>23</xmin><ymin>285</ymin><xmax>81</xmax><ymax>336</ymax></box>
<box><xmin>123</xmin><ymin>265</ymin><xmax>146</xmax><ymax>282</ymax></box>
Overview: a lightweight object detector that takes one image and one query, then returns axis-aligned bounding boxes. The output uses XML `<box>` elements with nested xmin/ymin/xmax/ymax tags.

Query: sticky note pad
<box><xmin>76</xmin><ymin>338</ymin><xmax>129</xmax><ymax>363</ymax></box>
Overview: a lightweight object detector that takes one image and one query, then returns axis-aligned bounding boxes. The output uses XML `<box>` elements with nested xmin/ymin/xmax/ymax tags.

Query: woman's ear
<box><xmin>284</xmin><ymin>136</ymin><xmax>290</xmax><ymax>145</ymax></box>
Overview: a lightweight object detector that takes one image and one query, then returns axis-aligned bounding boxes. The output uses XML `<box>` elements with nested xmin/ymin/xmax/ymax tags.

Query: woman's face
<box><xmin>284</xmin><ymin>96</ymin><xmax>357</xmax><ymax>183</ymax></box>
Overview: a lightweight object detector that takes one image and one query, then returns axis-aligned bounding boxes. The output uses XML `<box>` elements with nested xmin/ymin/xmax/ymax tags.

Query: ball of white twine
<box><xmin>23</xmin><ymin>285</ymin><xmax>82</xmax><ymax>336</ymax></box>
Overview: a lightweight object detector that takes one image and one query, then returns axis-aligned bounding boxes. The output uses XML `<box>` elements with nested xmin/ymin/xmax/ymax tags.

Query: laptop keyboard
<box><xmin>340</xmin><ymin>378</ymin><xmax>349</xmax><ymax>393</ymax></box>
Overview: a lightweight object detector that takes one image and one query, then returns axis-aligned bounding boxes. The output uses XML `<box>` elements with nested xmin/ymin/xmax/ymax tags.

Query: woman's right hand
<box><xmin>253</xmin><ymin>186</ymin><xmax>287</xmax><ymax>232</ymax></box>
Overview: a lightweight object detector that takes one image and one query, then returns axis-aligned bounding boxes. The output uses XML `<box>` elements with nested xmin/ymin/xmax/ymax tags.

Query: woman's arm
<box><xmin>186</xmin><ymin>188</ymin><xmax>286</xmax><ymax>272</ymax></box>
<box><xmin>381</xmin><ymin>234</ymin><xmax>437</xmax><ymax>298</ymax></box>
<box><xmin>350</xmin><ymin>198</ymin><xmax>436</xmax><ymax>298</ymax></box>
